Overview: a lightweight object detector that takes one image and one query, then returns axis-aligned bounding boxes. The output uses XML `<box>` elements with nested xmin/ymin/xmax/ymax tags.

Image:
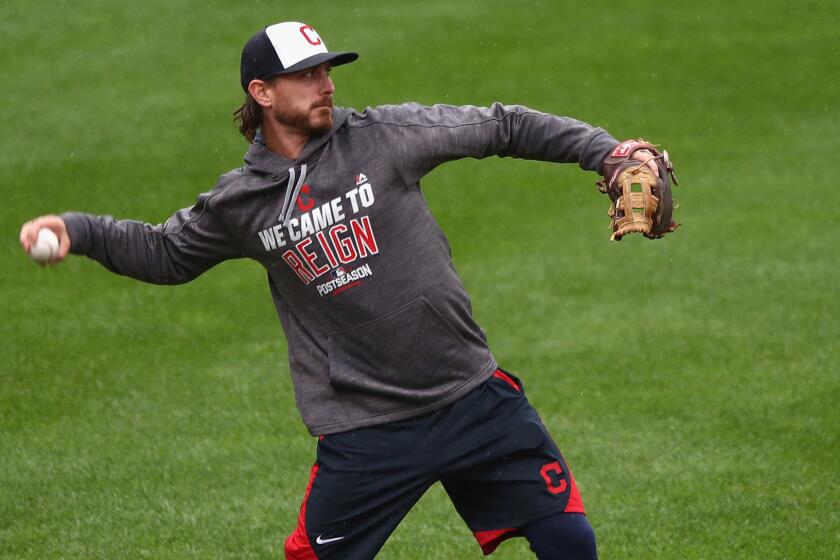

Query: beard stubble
<box><xmin>272</xmin><ymin>99</ymin><xmax>334</xmax><ymax>136</ymax></box>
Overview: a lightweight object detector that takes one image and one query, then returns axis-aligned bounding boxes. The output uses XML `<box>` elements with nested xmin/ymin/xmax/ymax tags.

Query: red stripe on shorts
<box><xmin>492</xmin><ymin>369</ymin><xmax>521</xmax><ymax>392</ymax></box>
<box><xmin>564</xmin><ymin>467</ymin><xmax>586</xmax><ymax>514</ymax></box>
<box><xmin>284</xmin><ymin>463</ymin><xmax>320</xmax><ymax>560</ymax></box>
<box><xmin>473</xmin><ymin>527</ymin><xmax>518</xmax><ymax>555</ymax></box>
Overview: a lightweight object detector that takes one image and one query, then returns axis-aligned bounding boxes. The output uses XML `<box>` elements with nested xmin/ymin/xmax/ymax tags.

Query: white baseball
<box><xmin>29</xmin><ymin>228</ymin><xmax>60</xmax><ymax>264</ymax></box>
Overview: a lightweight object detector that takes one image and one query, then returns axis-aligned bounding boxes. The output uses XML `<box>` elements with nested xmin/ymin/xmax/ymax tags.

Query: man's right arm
<box><xmin>20</xmin><ymin>190</ymin><xmax>244</xmax><ymax>285</ymax></box>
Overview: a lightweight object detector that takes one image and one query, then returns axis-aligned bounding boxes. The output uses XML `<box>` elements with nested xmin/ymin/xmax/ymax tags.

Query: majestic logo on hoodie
<box><xmin>256</xmin><ymin>170</ymin><xmax>379</xmax><ymax>296</ymax></box>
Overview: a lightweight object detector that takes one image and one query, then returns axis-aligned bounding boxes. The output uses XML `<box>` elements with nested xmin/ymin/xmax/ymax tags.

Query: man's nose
<box><xmin>322</xmin><ymin>75</ymin><xmax>335</xmax><ymax>95</ymax></box>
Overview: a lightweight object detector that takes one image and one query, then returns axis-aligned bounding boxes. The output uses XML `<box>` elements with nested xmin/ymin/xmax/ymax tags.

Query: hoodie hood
<box><xmin>243</xmin><ymin>107</ymin><xmax>351</xmax><ymax>177</ymax></box>
<box><xmin>242</xmin><ymin>108</ymin><xmax>351</xmax><ymax>225</ymax></box>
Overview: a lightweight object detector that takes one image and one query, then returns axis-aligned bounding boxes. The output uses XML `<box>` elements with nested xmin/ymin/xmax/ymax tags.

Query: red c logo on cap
<box><xmin>299</xmin><ymin>25</ymin><xmax>322</xmax><ymax>46</ymax></box>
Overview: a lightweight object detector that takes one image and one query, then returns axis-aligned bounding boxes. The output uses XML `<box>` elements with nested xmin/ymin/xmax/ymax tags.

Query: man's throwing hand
<box><xmin>20</xmin><ymin>215</ymin><xmax>71</xmax><ymax>265</ymax></box>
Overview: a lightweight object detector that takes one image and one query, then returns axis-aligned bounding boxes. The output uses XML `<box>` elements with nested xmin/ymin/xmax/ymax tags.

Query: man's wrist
<box><xmin>60</xmin><ymin>212</ymin><xmax>90</xmax><ymax>255</ymax></box>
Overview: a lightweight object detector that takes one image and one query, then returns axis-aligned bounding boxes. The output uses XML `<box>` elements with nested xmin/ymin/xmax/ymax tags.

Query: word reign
<box><xmin>282</xmin><ymin>216</ymin><xmax>379</xmax><ymax>285</ymax></box>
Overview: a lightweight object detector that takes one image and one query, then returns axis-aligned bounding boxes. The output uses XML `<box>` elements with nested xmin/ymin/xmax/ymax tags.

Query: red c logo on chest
<box><xmin>296</xmin><ymin>184</ymin><xmax>315</xmax><ymax>212</ymax></box>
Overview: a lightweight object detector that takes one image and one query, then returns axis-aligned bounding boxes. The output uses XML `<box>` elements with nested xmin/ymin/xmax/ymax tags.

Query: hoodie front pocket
<box><xmin>327</xmin><ymin>296</ymin><xmax>487</xmax><ymax>402</ymax></box>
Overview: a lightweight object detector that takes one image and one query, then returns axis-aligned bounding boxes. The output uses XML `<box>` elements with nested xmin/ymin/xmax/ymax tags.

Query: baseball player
<box><xmin>20</xmin><ymin>22</ymin><xmax>665</xmax><ymax>559</ymax></box>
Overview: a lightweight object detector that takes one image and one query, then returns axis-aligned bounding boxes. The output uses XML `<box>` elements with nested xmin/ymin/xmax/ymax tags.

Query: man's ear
<box><xmin>248</xmin><ymin>79</ymin><xmax>274</xmax><ymax>108</ymax></box>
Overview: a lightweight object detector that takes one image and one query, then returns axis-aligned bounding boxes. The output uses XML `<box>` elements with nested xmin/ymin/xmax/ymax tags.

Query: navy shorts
<box><xmin>284</xmin><ymin>370</ymin><xmax>586</xmax><ymax>559</ymax></box>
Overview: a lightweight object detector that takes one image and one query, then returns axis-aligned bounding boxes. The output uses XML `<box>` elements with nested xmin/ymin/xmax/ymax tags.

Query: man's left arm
<box><xmin>371</xmin><ymin>102</ymin><xmax>620</xmax><ymax>185</ymax></box>
<box><xmin>363</xmin><ymin>102</ymin><xmax>674</xmax><ymax>239</ymax></box>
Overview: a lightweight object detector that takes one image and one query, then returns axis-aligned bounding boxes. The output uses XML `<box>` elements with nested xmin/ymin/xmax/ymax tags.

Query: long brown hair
<box><xmin>233</xmin><ymin>95</ymin><xmax>262</xmax><ymax>143</ymax></box>
<box><xmin>233</xmin><ymin>78</ymin><xmax>278</xmax><ymax>143</ymax></box>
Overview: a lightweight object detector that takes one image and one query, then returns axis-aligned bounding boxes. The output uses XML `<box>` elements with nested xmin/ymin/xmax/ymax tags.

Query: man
<box><xmin>20</xmin><ymin>21</ymin><xmax>660</xmax><ymax>559</ymax></box>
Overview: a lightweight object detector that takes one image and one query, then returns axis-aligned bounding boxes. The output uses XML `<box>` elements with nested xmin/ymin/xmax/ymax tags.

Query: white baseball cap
<box><xmin>240</xmin><ymin>22</ymin><xmax>358</xmax><ymax>91</ymax></box>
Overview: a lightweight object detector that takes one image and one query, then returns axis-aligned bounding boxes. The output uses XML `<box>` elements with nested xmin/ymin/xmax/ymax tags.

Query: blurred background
<box><xmin>2</xmin><ymin>1</ymin><xmax>837</xmax><ymax>558</ymax></box>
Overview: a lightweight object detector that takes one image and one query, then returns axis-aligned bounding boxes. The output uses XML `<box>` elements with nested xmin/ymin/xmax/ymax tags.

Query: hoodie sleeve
<box><xmin>358</xmin><ymin>102</ymin><xmax>619</xmax><ymax>186</ymax></box>
<box><xmin>61</xmin><ymin>189</ymin><xmax>244</xmax><ymax>285</ymax></box>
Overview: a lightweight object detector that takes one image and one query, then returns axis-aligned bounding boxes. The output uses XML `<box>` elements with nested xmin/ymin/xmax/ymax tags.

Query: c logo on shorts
<box><xmin>540</xmin><ymin>461</ymin><xmax>568</xmax><ymax>495</ymax></box>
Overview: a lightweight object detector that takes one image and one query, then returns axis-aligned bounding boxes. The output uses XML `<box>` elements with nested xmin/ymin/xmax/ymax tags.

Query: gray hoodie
<box><xmin>63</xmin><ymin>102</ymin><xmax>618</xmax><ymax>435</ymax></box>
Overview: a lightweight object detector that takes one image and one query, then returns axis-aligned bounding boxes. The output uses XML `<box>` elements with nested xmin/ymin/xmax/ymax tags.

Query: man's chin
<box><xmin>310</xmin><ymin>107</ymin><xmax>334</xmax><ymax>133</ymax></box>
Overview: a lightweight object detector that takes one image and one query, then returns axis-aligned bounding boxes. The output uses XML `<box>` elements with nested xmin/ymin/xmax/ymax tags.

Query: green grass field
<box><xmin>2</xmin><ymin>0</ymin><xmax>838</xmax><ymax>558</ymax></box>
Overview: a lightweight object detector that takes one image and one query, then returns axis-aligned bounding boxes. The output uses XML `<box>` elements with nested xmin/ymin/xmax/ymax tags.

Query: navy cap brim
<box><xmin>243</xmin><ymin>51</ymin><xmax>358</xmax><ymax>91</ymax></box>
<box><xmin>274</xmin><ymin>51</ymin><xmax>358</xmax><ymax>76</ymax></box>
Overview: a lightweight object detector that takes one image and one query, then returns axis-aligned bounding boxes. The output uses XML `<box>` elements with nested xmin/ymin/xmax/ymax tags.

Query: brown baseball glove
<box><xmin>597</xmin><ymin>139</ymin><xmax>679</xmax><ymax>241</ymax></box>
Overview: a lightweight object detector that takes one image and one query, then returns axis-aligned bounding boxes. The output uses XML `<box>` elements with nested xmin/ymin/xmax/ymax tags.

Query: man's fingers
<box><xmin>19</xmin><ymin>220</ymin><xmax>45</xmax><ymax>251</ymax></box>
<box><xmin>19</xmin><ymin>221</ymin><xmax>33</xmax><ymax>251</ymax></box>
<box><xmin>632</xmin><ymin>150</ymin><xmax>659</xmax><ymax>177</ymax></box>
<box><xmin>645</xmin><ymin>157</ymin><xmax>659</xmax><ymax>177</ymax></box>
